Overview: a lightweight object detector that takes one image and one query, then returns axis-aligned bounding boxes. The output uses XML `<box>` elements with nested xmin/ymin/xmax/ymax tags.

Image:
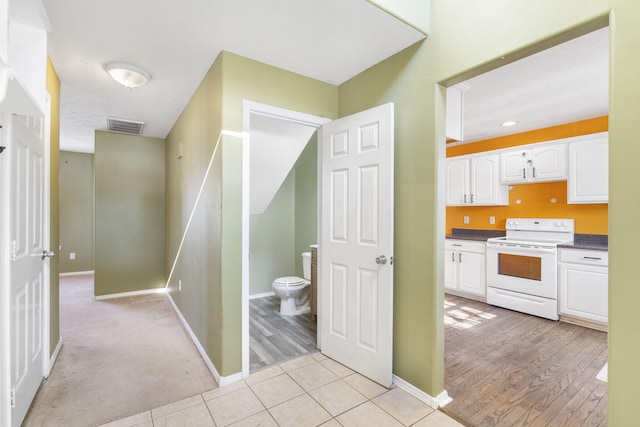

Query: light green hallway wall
<box><xmin>59</xmin><ymin>151</ymin><xmax>94</xmax><ymax>273</ymax></box>
<box><xmin>94</xmin><ymin>131</ymin><xmax>166</xmax><ymax>296</ymax></box>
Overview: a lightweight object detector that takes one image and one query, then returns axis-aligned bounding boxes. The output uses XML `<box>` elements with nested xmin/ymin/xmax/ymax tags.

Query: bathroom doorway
<box><xmin>241</xmin><ymin>101</ymin><xmax>331</xmax><ymax>375</ymax></box>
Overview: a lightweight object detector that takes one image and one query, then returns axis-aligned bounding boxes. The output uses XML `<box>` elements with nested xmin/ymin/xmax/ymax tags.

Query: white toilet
<box><xmin>272</xmin><ymin>252</ymin><xmax>311</xmax><ymax>316</ymax></box>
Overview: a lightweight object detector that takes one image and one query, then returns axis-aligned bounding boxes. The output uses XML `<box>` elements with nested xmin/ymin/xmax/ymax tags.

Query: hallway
<box><xmin>23</xmin><ymin>274</ymin><xmax>217</xmax><ymax>426</ymax></box>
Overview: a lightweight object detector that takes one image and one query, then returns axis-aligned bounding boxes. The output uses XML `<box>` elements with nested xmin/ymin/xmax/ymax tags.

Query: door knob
<box><xmin>375</xmin><ymin>255</ymin><xmax>387</xmax><ymax>265</ymax></box>
<box><xmin>42</xmin><ymin>250</ymin><xmax>56</xmax><ymax>260</ymax></box>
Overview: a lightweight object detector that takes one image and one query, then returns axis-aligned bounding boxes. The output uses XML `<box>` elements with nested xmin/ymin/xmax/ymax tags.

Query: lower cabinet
<box><xmin>445</xmin><ymin>239</ymin><xmax>486</xmax><ymax>299</ymax></box>
<box><xmin>558</xmin><ymin>248</ymin><xmax>608</xmax><ymax>327</ymax></box>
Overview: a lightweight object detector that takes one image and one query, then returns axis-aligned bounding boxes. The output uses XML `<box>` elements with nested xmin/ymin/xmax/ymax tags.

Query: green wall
<box><xmin>46</xmin><ymin>58</ymin><xmax>61</xmax><ymax>356</ymax></box>
<box><xmin>294</xmin><ymin>134</ymin><xmax>318</xmax><ymax>278</ymax></box>
<box><xmin>250</xmin><ymin>170</ymin><xmax>296</xmax><ymax>296</ymax></box>
<box><xmin>94</xmin><ymin>131</ymin><xmax>166</xmax><ymax>296</ymax></box>
<box><xmin>59</xmin><ymin>151</ymin><xmax>94</xmax><ymax>273</ymax></box>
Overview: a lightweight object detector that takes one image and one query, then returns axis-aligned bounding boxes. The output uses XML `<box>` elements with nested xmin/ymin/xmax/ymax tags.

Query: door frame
<box><xmin>0</xmin><ymin>96</ymin><xmax>52</xmax><ymax>426</ymax></box>
<box><xmin>241</xmin><ymin>100</ymin><xmax>330</xmax><ymax>377</ymax></box>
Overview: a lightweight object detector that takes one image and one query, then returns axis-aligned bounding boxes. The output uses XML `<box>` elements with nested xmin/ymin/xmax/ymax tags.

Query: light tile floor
<box><xmin>99</xmin><ymin>353</ymin><xmax>464</xmax><ymax>427</ymax></box>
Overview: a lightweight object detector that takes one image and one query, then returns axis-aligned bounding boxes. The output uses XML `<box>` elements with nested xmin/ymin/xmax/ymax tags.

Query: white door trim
<box><xmin>0</xmin><ymin>113</ymin><xmax>12</xmax><ymax>427</ymax></box>
<box><xmin>42</xmin><ymin>94</ymin><xmax>52</xmax><ymax>378</ymax></box>
<box><xmin>241</xmin><ymin>100</ymin><xmax>330</xmax><ymax>377</ymax></box>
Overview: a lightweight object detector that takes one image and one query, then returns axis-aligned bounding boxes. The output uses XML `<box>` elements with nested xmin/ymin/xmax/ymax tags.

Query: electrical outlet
<box><xmin>463</xmin><ymin>216</ymin><xmax>470</xmax><ymax>224</ymax></box>
<box><xmin>179</xmin><ymin>279</ymin><xmax>182</xmax><ymax>292</ymax></box>
<box><xmin>70</xmin><ymin>252</ymin><xmax>75</xmax><ymax>260</ymax></box>
<box><xmin>490</xmin><ymin>216</ymin><xmax>495</xmax><ymax>225</ymax></box>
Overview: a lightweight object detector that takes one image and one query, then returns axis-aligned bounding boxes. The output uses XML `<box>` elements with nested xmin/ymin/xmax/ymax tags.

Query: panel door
<box><xmin>9</xmin><ymin>114</ymin><xmax>46</xmax><ymax>427</ymax></box>
<box><xmin>445</xmin><ymin>158</ymin><xmax>468</xmax><ymax>205</ymax></box>
<box><xmin>500</xmin><ymin>149</ymin><xmax>528</xmax><ymax>183</ymax></box>
<box><xmin>471</xmin><ymin>154</ymin><xmax>500</xmax><ymax>205</ymax></box>
<box><xmin>559</xmin><ymin>263</ymin><xmax>608</xmax><ymax>323</ymax></box>
<box><xmin>444</xmin><ymin>250</ymin><xmax>457</xmax><ymax>291</ymax></box>
<box><xmin>320</xmin><ymin>103</ymin><xmax>394</xmax><ymax>387</ymax></box>
<box><xmin>458</xmin><ymin>251</ymin><xmax>486</xmax><ymax>296</ymax></box>
<box><xmin>568</xmin><ymin>136</ymin><xmax>608</xmax><ymax>203</ymax></box>
<box><xmin>531</xmin><ymin>144</ymin><xmax>566</xmax><ymax>181</ymax></box>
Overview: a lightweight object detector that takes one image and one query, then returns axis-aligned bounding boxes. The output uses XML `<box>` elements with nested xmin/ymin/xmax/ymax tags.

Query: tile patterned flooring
<box><xmin>100</xmin><ymin>353</ymin><xmax>464</xmax><ymax>427</ymax></box>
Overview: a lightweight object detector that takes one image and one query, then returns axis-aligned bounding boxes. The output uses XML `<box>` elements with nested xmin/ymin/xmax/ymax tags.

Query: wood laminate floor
<box><xmin>442</xmin><ymin>295</ymin><xmax>608</xmax><ymax>427</ymax></box>
<box><xmin>249</xmin><ymin>296</ymin><xmax>318</xmax><ymax>372</ymax></box>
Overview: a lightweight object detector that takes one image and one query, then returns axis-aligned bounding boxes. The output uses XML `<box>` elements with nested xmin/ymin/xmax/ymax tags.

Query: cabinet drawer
<box><xmin>559</xmin><ymin>249</ymin><xmax>608</xmax><ymax>266</ymax></box>
<box><xmin>445</xmin><ymin>239</ymin><xmax>485</xmax><ymax>253</ymax></box>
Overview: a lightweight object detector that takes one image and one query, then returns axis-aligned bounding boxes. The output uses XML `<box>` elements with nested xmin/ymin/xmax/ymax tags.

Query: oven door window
<box><xmin>497</xmin><ymin>253</ymin><xmax>542</xmax><ymax>281</ymax></box>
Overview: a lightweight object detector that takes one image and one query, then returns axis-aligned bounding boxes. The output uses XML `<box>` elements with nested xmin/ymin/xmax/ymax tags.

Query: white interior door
<box><xmin>9</xmin><ymin>114</ymin><xmax>46</xmax><ymax>427</ymax></box>
<box><xmin>320</xmin><ymin>103</ymin><xmax>394</xmax><ymax>387</ymax></box>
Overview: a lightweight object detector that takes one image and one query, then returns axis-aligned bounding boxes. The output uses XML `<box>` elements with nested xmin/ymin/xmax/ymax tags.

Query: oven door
<box><xmin>486</xmin><ymin>242</ymin><xmax>558</xmax><ymax>299</ymax></box>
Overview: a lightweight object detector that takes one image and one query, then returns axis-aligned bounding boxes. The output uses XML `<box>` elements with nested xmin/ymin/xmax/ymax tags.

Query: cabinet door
<box><xmin>444</xmin><ymin>250</ymin><xmax>457</xmax><ymax>290</ymax></box>
<box><xmin>445</xmin><ymin>158</ymin><xmax>469</xmax><ymax>205</ymax></box>
<box><xmin>531</xmin><ymin>144</ymin><xmax>566</xmax><ymax>181</ymax></box>
<box><xmin>568</xmin><ymin>136</ymin><xmax>608</xmax><ymax>203</ymax></box>
<box><xmin>559</xmin><ymin>263</ymin><xmax>608</xmax><ymax>323</ymax></box>
<box><xmin>500</xmin><ymin>150</ymin><xmax>528</xmax><ymax>183</ymax></box>
<box><xmin>471</xmin><ymin>154</ymin><xmax>507</xmax><ymax>205</ymax></box>
<box><xmin>458</xmin><ymin>251</ymin><xmax>486</xmax><ymax>296</ymax></box>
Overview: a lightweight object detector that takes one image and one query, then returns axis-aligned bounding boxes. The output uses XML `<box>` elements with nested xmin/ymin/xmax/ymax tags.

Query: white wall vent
<box><xmin>106</xmin><ymin>117</ymin><xmax>145</xmax><ymax>135</ymax></box>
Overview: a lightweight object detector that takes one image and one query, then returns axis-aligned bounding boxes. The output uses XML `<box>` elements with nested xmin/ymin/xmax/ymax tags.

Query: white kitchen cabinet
<box><xmin>558</xmin><ymin>248</ymin><xmax>608</xmax><ymax>327</ymax></box>
<box><xmin>500</xmin><ymin>143</ymin><xmax>567</xmax><ymax>183</ymax></box>
<box><xmin>445</xmin><ymin>239</ymin><xmax>486</xmax><ymax>298</ymax></box>
<box><xmin>568</xmin><ymin>133</ymin><xmax>608</xmax><ymax>204</ymax></box>
<box><xmin>445</xmin><ymin>153</ymin><xmax>508</xmax><ymax>206</ymax></box>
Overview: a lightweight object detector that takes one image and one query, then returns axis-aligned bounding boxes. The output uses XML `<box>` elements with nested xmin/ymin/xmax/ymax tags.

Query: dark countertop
<box><xmin>446</xmin><ymin>229</ymin><xmax>608</xmax><ymax>251</ymax></box>
<box><xmin>558</xmin><ymin>234</ymin><xmax>608</xmax><ymax>251</ymax></box>
<box><xmin>445</xmin><ymin>228</ymin><xmax>506</xmax><ymax>242</ymax></box>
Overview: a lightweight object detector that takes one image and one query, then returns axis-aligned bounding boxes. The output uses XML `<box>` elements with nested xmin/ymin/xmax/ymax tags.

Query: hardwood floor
<box><xmin>442</xmin><ymin>295</ymin><xmax>608</xmax><ymax>427</ymax></box>
<box><xmin>249</xmin><ymin>295</ymin><xmax>318</xmax><ymax>372</ymax></box>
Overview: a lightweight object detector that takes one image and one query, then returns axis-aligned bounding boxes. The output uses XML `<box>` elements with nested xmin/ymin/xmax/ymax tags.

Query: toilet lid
<box><xmin>274</xmin><ymin>276</ymin><xmax>305</xmax><ymax>286</ymax></box>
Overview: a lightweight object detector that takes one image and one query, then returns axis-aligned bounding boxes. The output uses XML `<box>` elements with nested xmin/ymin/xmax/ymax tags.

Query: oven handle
<box><xmin>486</xmin><ymin>243</ymin><xmax>557</xmax><ymax>254</ymax></box>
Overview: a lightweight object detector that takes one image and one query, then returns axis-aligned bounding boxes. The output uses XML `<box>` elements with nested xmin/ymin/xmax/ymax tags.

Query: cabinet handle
<box><xmin>470</xmin><ymin>194</ymin><xmax>474</xmax><ymax>204</ymax></box>
<box><xmin>583</xmin><ymin>256</ymin><xmax>602</xmax><ymax>261</ymax></box>
<box><xmin>522</xmin><ymin>168</ymin><xmax>526</xmax><ymax>179</ymax></box>
<box><xmin>452</xmin><ymin>253</ymin><xmax>455</xmax><ymax>262</ymax></box>
<box><xmin>533</xmin><ymin>166</ymin><xmax>536</xmax><ymax>178</ymax></box>
<box><xmin>452</xmin><ymin>244</ymin><xmax>462</xmax><ymax>247</ymax></box>
<box><xmin>464</xmin><ymin>194</ymin><xmax>467</xmax><ymax>204</ymax></box>
<box><xmin>459</xmin><ymin>253</ymin><xmax>462</xmax><ymax>262</ymax></box>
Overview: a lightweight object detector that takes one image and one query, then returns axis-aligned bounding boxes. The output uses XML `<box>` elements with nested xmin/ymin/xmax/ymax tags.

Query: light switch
<box><xmin>463</xmin><ymin>216</ymin><xmax>470</xmax><ymax>224</ymax></box>
<box><xmin>490</xmin><ymin>216</ymin><xmax>495</xmax><ymax>224</ymax></box>
<box><xmin>70</xmin><ymin>252</ymin><xmax>75</xmax><ymax>260</ymax></box>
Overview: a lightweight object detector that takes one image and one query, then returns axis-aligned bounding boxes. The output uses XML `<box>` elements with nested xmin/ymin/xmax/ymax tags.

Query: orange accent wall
<box><xmin>446</xmin><ymin>117</ymin><xmax>608</xmax><ymax>235</ymax></box>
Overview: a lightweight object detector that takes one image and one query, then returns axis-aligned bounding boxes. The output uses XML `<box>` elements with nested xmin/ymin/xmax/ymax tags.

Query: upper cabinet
<box><xmin>446</xmin><ymin>153</ymin><xmax>508</xmax><ymax>206</ymax></box>
<box><xmin>0</xmin><ymin>0</ymin><xmax>50</xmax><ymax>117</ymax></box>
<box><xmin>568</xmin><ymin>132</ymin><xmax>608</xmax><ymax>204</ymax></box>
<box><xmin>500</xmin><ymin>143</ymin><xmax>567</xmax><ymax>184</ymax></box>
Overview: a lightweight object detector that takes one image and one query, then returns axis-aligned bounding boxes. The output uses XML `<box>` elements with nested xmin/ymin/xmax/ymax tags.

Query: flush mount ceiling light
<box><xmin>501</xmin><ymin>120</ymin><xmax>518</xmax><ymax>127</ymax></box>
<box><xmin>105</xmin><ymin>62</ymin><xmax>151</xmax><ymax>88</ymax></box>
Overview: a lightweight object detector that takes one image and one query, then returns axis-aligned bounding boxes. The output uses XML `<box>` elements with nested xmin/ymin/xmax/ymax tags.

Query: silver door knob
<box><xmin>42</xmin><ymin>250</ymin><xmax>56</xmax><ymax>260</ymax></box>
<box><xmin>375</xmin><ymin>255</ymin><xmax>387</xmax><ymax>265</ymax></box>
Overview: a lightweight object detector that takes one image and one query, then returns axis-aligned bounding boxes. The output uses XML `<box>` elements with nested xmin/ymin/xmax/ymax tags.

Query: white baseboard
<box><xmin>392</xmin><ymin>375</ymin><xmax>453</xmax><ymax>409</ymax></box>
<box><xmin>249</xmin><ymin>291</ymin><xmax>275</xmax><ymax>300</ymax></box>
<box><xmin>59</xmin><ymin>270</ymin><xmax>94</xmax><ymax>277</ymax></box>
<box><xmin>94</xmin><ymin>288</ymin><xmax>165</xmax><ymax>301</ymax></box>
<box><xmin>46</xmin><ymin>337</ymin><xmax>63</xmax><ymax>378</ymax></box>
<box><xmin>164</xmin><ymin>291</ymin><xmax>242</xmax><ymax>387</ymax></box>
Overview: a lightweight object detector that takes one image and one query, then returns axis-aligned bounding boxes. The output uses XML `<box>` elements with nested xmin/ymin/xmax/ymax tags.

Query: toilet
<box><xmin>272</xmin><ymin>252</ymin><xmax>311</xmax><ymax>316</ymax></box>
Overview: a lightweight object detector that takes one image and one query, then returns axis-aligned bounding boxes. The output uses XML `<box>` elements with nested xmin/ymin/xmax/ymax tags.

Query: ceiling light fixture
<box><xmin>105</xmin><ymin>62</ymin><xmax>151</xmax><ymax>88</ymax></box>
<box><xmin>501</xmin><ymin>120</ymin><xmax>518</xmax><ymax>127</ymax></box>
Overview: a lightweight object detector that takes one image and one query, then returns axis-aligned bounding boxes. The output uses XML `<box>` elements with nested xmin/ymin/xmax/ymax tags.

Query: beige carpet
<box><xmin>23</xmin><ymin>274</ymin><xmax>218</xmax><ymax>427</ymax></box>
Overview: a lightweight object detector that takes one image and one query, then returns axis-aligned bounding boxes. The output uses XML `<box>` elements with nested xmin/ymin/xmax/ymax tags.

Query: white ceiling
<box><xmin>42</xmin><ymin>0</ymin><xmax>425</xmax><ymax>153</ymax></box>
<box><xmin>459</xmin><ymin>27</ymin><xmax>609</xmax><ymax>144</ymax></box>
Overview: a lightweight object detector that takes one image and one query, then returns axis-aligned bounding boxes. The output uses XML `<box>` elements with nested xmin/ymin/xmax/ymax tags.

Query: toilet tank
<box><xmin>302</xmin><ymin>252</ymin><xmax>311</xmax><ymax>280</ymax></box>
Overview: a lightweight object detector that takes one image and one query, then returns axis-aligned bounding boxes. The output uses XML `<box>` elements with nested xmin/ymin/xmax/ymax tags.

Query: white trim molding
<box><xmin>46</xmin><ymin>338</ymin><xmax>63</xmax><ymax>378</ymax></box>
<box><xmin>249</xmin><ymin>291</ymin><xmax>275</xmax><ymax>300</ymax></box>
<box><xmin>94</xmin><ymin>288</ymin><xmax>165</xmax><ymax>301</ymax></box>
<box><xmin>164</xmin><ymin>291</ymin><xmax>242</xmax><ymax>387</ymax></box>
<box><xmin>392</xmin><ymin>375</ymin><xmax>453</xmax><ymax>409</ymax></box>
<box><xmin>60</xmin><ymin>270</ymin><xmax>95</xmax><ymax>277</ymax></box>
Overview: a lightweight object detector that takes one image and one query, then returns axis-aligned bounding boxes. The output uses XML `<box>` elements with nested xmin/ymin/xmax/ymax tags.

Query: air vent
<box><xmin>106</xmin><ymin>117</ymin><xmax>145</xmax><ymax>135</ymax></box>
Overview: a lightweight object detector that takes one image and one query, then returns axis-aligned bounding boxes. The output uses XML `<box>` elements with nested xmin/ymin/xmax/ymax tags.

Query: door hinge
<box><xmin>10</xmin><ymin>385</ymin><xmax>16</xmax><ymax>408</ymax></box>
<box><xmin>11</xmin><ymin>240</ymin><xmax>17</xmax><ymax>262</ymax></box>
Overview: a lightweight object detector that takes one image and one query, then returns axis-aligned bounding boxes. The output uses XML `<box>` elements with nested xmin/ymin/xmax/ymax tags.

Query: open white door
<box><xmin>320</xmin><ymin>103</ymin><xmax>394</xmax><ymax>387</ymax></box>
<box><xmin>9</xmin><ymin>114</ymin><xmax>48</xmax><ymax>426</ymax></box>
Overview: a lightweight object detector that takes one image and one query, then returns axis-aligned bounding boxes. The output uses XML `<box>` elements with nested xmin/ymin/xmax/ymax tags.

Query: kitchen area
<box><xmin>441</xmin><ymin>26</ymin><xmax>609</xmax><ymax>427</ymax></box>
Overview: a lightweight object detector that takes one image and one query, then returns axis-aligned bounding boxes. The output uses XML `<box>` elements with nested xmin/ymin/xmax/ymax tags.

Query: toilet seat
<box><xmin>273</xmin><ymin>276</ymin><xmax>308</xmax><ymax>288</ymax></box>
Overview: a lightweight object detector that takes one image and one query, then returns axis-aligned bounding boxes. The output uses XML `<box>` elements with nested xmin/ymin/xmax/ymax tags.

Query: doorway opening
<box><xmin>441</xmin><ymin>24</ymin><xmax>609</xmax><ymax>426</ymax></box>
<box><xmin>241</xmin><ymin>101</ymin><xmax>330</xmax><ymax>376</ymax></box>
